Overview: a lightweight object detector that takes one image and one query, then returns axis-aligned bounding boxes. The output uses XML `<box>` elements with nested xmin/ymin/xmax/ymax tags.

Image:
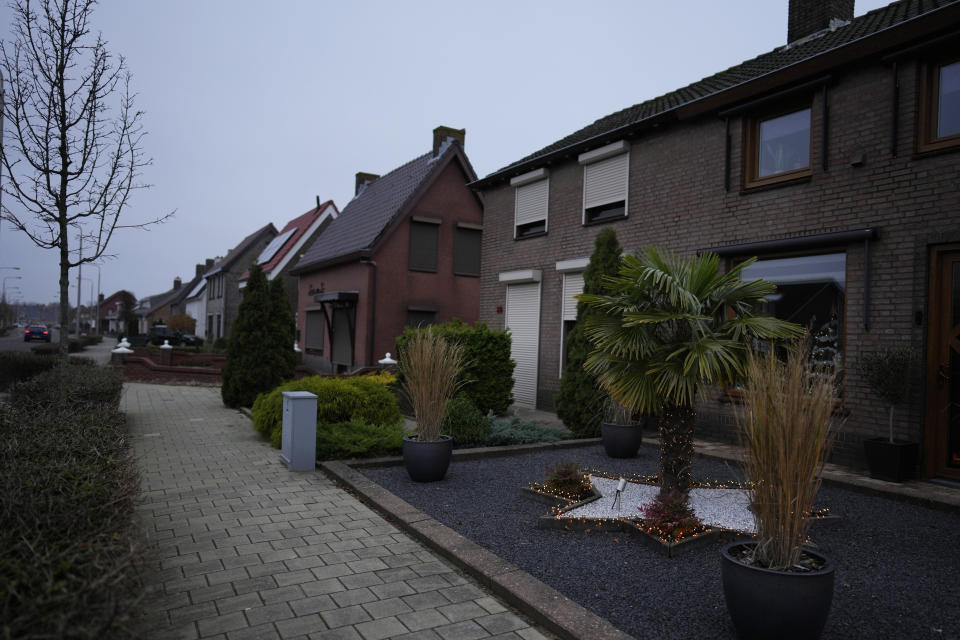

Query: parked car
<box><xmin>148</xmin><ymin>324</ymin><xmax>180</xmax><ymax>346</ymax></box>
<box><xmin>24</xmin><ymin>325</ymin><xmax>51</xmax><ymax>342</ymax></box>
<box><xmin>180</xmin><ymin>333</ymin><xmax>204</xmax><ymax>347</ymax></box>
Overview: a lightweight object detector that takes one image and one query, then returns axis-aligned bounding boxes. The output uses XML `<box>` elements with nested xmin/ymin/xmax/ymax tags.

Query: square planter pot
<box><xmin>863</xmin><ymin>438</ymin><xmax>919</xmax><ymax>483</ymax></box>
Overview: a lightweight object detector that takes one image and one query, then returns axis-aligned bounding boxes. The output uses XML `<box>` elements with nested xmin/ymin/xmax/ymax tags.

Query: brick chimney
<box><xmin>355</xmin><ymin>172</ymin><xmax>380</xmax><ymax>196</ymax></box>
<box><xmin>433</xmin><ymin>126</ymin><xmax>465</xmax><ymax>157</ymax></box>
<box><xmin>788</xmin><ymin>0</ymin><xmax>854</xmax><ymax>43</ymax></box>
<box><xmin>173</xmin><ymin>277</ymin><xmax>182</xmax><ymax>291</ymax></box>
<box><xmin>195</xmin><ymin>263</ymin><xmax>205</xmax><ymax>278</ymax></box>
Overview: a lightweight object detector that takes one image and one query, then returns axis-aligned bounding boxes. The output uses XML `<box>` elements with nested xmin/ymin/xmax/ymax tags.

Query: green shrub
<box><xmin>0</xmin><ymin>352</ymin><xmax>58</xmax><ymax>390</ymax></box>
<box><xmin>396</xmin><ymin>319</ymin><xmax>514</xmax><ymax>415</ymax></box>
<box><xmin>252</xmin><ymin>374</ymin><xmax>402</xmax><ymax>448</ymax></box>
<box><xmin>31</xmin><ymin>339</ymin><xmax>82</xmax><ymax>355</ymax></box>
<box><xmin>555</xmin><ymin>228</ymin><xmax>623</xmax><ymax>437</ymax></box>
<box><xmin>443</xmin><ymin>396</ymin><xmax>491</xmax><ymax>447</ymax></box>
<box><xmin>10</xmin><ymin>364</ymin><xmax>123</xmax><ymax>411</ymax></box>
<box><xmin>483</xmin><ymin>413</ymin><xmax>566</xmax><ymax>446</ymax></box>
<box><xmin>222</xmin><ymin>264</ymin><xmax>297</xmax><ymax>408</ymax></box>
<box><xmin>316</xmin><ymin>419</ymin><xmax>404</xmax><ymax>460</ymax></box>
<box><xmin>0</xmin><ymin>392</ymin><xmax>145</xmax><ymax>637</ymax></box>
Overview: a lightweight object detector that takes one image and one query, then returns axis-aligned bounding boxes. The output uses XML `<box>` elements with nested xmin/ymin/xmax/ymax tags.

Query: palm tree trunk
<box><xmin>659</xmin><ymin>405</ymin><xmax>695</xmax><ymax>498</ymax></box>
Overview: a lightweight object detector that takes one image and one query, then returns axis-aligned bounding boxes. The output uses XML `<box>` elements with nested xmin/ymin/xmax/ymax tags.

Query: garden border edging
<box><xmin>320</xmin><ymin>456</ymin><xmax>633</xmax><ymax>640</ymax></box>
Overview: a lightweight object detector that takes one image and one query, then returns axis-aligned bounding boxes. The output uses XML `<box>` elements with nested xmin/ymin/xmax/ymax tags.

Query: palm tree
<box><xmin>578</xmin><ymin>247</ymin><xmax>803</xmax><ymax>499</ymax></box>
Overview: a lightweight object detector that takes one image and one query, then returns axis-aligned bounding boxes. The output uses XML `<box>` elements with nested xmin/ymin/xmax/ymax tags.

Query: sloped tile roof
<box><xmin>294</xmin><ymin>143</ymin><xmax>467</xmax><ymax>271</ymax></box>
<box><xmin>205</xmin><ymin>223</ymin><xmax>277</xmax><ymax>278</ymax></box>
<box><xmin>480</xmin><ymin>0</ymin><xmax>959</xmax><ymax>184</ymax></box>
<box><xmin>240</xmin><ymin>200</ymin><xmax>336</xmax><ymax>280</ymax></box>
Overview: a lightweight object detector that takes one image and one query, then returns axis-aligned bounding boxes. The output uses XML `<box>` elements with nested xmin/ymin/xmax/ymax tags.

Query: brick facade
<box><xmin>477</xmin><ymin>46</ymin><xmax>960</xmax><ymax>470</ymax></box>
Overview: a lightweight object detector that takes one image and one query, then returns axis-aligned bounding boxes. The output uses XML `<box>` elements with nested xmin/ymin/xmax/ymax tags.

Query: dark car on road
<box><xmin>24</xmin><ymin>325</ymin><xmax>51</xmax><ymax>342</ymax></box>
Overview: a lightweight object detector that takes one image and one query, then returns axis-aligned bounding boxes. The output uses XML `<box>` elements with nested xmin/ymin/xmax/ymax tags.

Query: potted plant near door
<box><xmin>398</xmin><ymin>328</ymin><xmax>465</xmax><ymax>482</ymax></box>
<box><xmin>600</xmin><ymin>397</ymin><xmax>644</xmax><ymax>458</ymax></box>
<box><xmin>721</xmin><ymin>340</ymin><xmax>838</xmax><ymax>640</ymax></box>
<box><xmin>857</xmin><ymin>346</ymin><xmax>918</xmax><ymax>482</ymax></box>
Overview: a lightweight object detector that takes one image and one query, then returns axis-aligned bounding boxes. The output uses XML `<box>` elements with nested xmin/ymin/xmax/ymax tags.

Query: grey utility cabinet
<box><xmin>280</xmin><ymin>391</ymin><xmax>318</xmax><ymax>471</ymax></box>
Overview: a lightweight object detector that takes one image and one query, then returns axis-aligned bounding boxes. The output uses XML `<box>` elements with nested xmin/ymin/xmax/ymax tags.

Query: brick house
<box><xmin>204</xmin><ymin>224</ymin><xmax>277</xmax><ymax>341</ymax></box>
<box><xmin>238</xmin><ymin>199</ymin><xmax>338</xmax><ymax>319</ymax></box>
<box><xmin>471</xmin><ymin>0</ymin><xmax>960</xmax><ymax>476</ymax></box>
<box><xmin>98</xmin><ymin>289</ymin><xmax>134</xmax><ymax>335</ymax></box>
<box><xmin>291</xmin><ymin>127</ymin><xmax>482</xmax><ymax>373</ymax></box>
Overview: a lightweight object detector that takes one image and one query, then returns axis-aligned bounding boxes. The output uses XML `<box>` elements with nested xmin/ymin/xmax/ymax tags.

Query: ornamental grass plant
<box><xmin>736</xmin><ymin>340</ymin><xmax>837</xmax><ymax>570</ymax></box>
<box><xmin>399</xmin><ymin>328</ymin><xmax>465</xmax><ymax>442</ymax></box>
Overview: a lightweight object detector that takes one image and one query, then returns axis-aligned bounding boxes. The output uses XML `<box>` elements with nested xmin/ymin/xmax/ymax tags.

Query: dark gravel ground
<box><xmin>361</xmin><ymin>443</ymin><xmax>960</xmax><ymax>640</ymax></box>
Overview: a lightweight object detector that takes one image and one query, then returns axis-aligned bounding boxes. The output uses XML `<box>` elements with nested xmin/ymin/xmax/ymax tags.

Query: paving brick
<box><xmin>227</xmin><ymin>623</ymin><xmax>281</xmax><ymax>640</ymax></box>
<box><xmin>319</xmin><ymin>604</ymin><xmax>372</xmax><ymax>629</ymax></box>
<box><xmin>437</xmin><ymin>601</ymin><xmax>488</xmax><ymax>623</ymax></box>
<box><xmin>330</xmin><ymin>588</ymin><xmax>377</xmax><ymax>608</ymax></box>
<box><xmin>244</xmin><ymin>602</ymin><xmax>295</xmax><ymax>627</ymax></box>
<box><xmin>309</xmin><ymin>627</ymin><xmax>363</xmax><ymax>640</ymax></box>
<box><xmin>439</xmin><ymin>585</ymin><xmax>485</xmax><ymax>604</ymax></box>
<box><xmin>289</xmin><ymin>594</ymin><xmax>337</xmax><ymax>616</ymax></box>
<box><xmin>216</xmin><ymin>592</ymin><xmax>263</xmax><ymax>614</ymax></box>
<box><xmin>207</xmin><ymin>567</ymin><xmax>252</xmax><ymax>586</ymax></box>
<box><xmin>396</xmin><ymin>608</ymin><xmax>450</xmax><ymax>632</ymax></box>
<box><xmin>353</xmin><ymin>616</ymin><xmax>407</xmax><ymax>640</ymax></box>
<box><xmin>434</xmin><ymin>620</ymin><xmax>490</xmax><ymax>640</ymax></box>
<box><xmin>259</xmin><ymin>585</ymin><xmax>306</xmax><ymax>605</ymax></box>
<box><xmin>274</xmin><ymin>613</ymin><xmax>326</xmax><ymax>638</ymax></box>
<box><xmin>474</xmin><ymin>613</ymin><xmax>527</xmax><ymax>635</ymax></box>
<box><xmin>189</xmin><ymin>582</ymin><xmax>236</xmax><ymax>605</ymax></box>
<box><xmin>300</xmin><ymin>579</ymin><xmax>345</xmax><ymax>597</ymax></box>
<box><xmin>401</xmin><ymin>591</ymin><xmax>450</xmax><ymax>611</ymax></box>
<box><xmin>338</xmin><ymin>573</ymin><xmax>383</xmax><ymax>590</ymax></box>
<box><xmin>196</xmin><ymin>610</ymin><xmax>249</xmax><ymax>636</ymax></box>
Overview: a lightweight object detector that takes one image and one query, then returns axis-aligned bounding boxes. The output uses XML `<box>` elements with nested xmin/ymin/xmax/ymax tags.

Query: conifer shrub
<box><xmin>555</xmin><ymin>228</ymin><xmax>623</xmax><ymax>436</ymax></box>
<box><xmin>221</xmin><ymin>264</ymin><xmax>297</xmax><ymax>407</ymax></box>
<box><xmin>443</xmin><ymin>396</ymin><xmax>491</xmax><ymax>447</ymax></box>
<box><xmin>251</xmin><ymin>374</ymin><xmax>402</xmax><ymax>449</ymax></box>
<box><xmin>395</xmin><ymin>319</ymin><xmax>514</xmax><ymax>415</ymax></box>
<box><xmin>483</xmin><ymin>412</ymin><xmax>566</xmax><ymax>446</ymax></box>
<box><xmin>316</xmin><ymin>419</ymin><xmax>404</xmax><ymax>460</ymax></box>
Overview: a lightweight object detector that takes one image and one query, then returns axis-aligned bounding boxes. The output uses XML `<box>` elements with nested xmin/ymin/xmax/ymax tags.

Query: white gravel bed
<box><xmin>560</xmin><ymin>475</ymin><xmax>755</xmax><ymax>533</ymax></box>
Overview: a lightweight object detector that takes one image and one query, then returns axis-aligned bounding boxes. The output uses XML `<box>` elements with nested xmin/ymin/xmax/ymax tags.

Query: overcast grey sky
<box><xmin>0</xmin><ymin>0</ymin><xmax>892</xmax><ymax>306</ymax></box>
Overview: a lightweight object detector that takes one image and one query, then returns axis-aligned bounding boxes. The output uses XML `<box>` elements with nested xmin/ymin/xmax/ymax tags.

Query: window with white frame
<box><xmin>511</xmin><ymin>168</ymin><xmax>549</xmax><ymax>239</ymax></box>
<box><xmin>579</xmin><ymin>140</ymin><xmax>629</xmax><ymax>224</ymax></box>
<box><xmin>556</xmin><ymin>257</ymin><xmax>588</xmax><ymax>375</ymax></box>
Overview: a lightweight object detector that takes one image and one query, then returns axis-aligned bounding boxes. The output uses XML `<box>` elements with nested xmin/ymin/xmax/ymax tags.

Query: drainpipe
<box><xmin>361</xmin><ymin>258</ymin><xmax>377</xmax><ymax>367</ymax></box>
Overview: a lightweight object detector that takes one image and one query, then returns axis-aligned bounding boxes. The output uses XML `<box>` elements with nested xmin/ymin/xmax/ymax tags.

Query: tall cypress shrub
<box><xmin>555</xmin><ymin>228</ymin><xmax>623</xmax><ymax>436</ymax></box>
<box><xmin>221</xmin><ymin>264</ymin><xmax>295</xmax><ymax>407</ymax></box>
<box><xmin>270</xmin><ymin>276</ymin><xmax>298</xmax><ymax>376</ymax></box>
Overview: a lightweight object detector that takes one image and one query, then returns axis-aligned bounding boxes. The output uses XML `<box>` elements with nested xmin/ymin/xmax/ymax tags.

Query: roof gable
<box><xmin>239</xmin><ymin>200</ymin><xmax>338</xmax><ymax>281</ymax></box>
<box><xmin>294</xmin><ymin>142</ymin><xmax>476</xmax><ymax>272</ymax></box>
<box><xmin>205</xmin><ymin>223</ymin><xmax>278</xmax><ymax>279</ymax></box>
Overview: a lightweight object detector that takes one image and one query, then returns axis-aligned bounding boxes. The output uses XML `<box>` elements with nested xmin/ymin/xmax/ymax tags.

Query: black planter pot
<box><xmin>863</xmin><ymin>438</ymin><xmax>919</xmax><ymax>482</ymax></box>
<box><xmin>721</xmin><ymin>541</ymin><xmax>835</xmax><ymax>640</ymax></box>
<box><xmin>402</xmin><ymin>434</ymin><xmax>453</xmax><ymax>482</ymax></box>
<box><xmin>601</xmin><ymin>421</ymin><xmax>643</xmax><ymax>458</ymax></box>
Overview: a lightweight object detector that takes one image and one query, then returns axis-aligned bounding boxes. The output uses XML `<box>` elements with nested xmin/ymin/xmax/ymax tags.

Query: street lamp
<box><xmin>72</xmin><ymin>277</ymin><xmax>95</xmax><ymax>333</ymax></box>
<box><xmin>88</xmin><ymin>263</ymin><xmax>102</xmax><ymax>336</ymax></box>
<box><xmin>2</xmin><ymin>275</ymin><xmax>21</xmax><ymax>299</ymax></box>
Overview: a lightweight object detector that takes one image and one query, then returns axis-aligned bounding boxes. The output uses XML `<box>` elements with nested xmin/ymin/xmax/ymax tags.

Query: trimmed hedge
<box><xmin>251</xmin><ymin>374</ymin><xmax>402</xmax><ymax>449</ymax></box>
<box><xmin>0</xmin><ymin>365</ymin><xmax>145</xmax><ymax>639</ymax></box>
<box><xmin>10</xmin><ymin>363</ymin><xmax>123</xmax><ymax>412</ymax></box>
<box><xmin>30</xmin><ymin>339</ymin><xmax>83</xmax><ymax>355</ymax></box>
<box><xmin>396</xmin><ymin>319</ymin><xmax>514</xmax><ymax>415</ymax></box>
<box><xmin>443</xmin><ymin>396</ymin><xmax>491</xmax><ymax>446</ymax></box>
<box><xmin>0</xmin><ymin>352</ymin><xmax>96</xmax><ymax>391</ymax></box>
<box><xmin>317</xmin><ymin>419</ymin><xmax>404</xmax><ymax>460</ymax></box>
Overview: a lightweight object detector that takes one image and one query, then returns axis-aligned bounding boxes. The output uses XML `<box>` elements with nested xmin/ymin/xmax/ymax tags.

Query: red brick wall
<box><xmin>478</xmin><ymin>57</ymin><xmax>960</xmax><ymax>468</ymax></box>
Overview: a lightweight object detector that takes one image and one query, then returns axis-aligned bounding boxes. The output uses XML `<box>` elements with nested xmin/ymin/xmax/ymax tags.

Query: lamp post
<box><xmin>2</xmin><ymin>275</ymin><xmax>21</xmax><ymax>299</ymax></box>
<box><xmin>75</xmin><ymin>277</ymin><xmax>95</xmax><ymax>333</ymax></box>
<box><xmin>88</xmin><ymin>263</ymin><xmax>101</xmax><ymax>335</ymax></box>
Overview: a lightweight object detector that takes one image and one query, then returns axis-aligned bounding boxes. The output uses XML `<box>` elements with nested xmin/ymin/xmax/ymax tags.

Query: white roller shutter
<box><xmin>515</xmin><ymin>179</ymin><xmax>549</xmax><ymax>227</ymax></box>
<box><xmin>583</xmin><ymin>152</ymin><xmax>628</xmax><ymax>209</ymax></box>
<box><xmin>562</xmin><ymin>272</ymin><xmax>584</xmax><ymax>321</ymax></box>
<box><xmin>505</xmin><ymin>282</ymin><xmax>541</xmax><ymax>408</ymax></box>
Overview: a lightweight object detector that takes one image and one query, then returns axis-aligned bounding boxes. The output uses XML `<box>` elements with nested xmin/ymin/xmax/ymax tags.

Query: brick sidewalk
<box><xmin>124</xmin><ymin>382</ymin><xmax>549</xmax><ymax>640</ymax></box>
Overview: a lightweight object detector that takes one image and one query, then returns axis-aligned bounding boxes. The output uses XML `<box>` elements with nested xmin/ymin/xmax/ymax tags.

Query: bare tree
<box><xmin>0</xmin><ymin>0</ymin><xmax>170</xmax><ymax>367</ymax></box>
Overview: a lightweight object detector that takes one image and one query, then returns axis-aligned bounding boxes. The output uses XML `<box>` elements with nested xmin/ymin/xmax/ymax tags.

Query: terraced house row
<box><xmin>470</xmin><ymin>0</ymin><xmax>960</xmax><ymax>476</ymax></box>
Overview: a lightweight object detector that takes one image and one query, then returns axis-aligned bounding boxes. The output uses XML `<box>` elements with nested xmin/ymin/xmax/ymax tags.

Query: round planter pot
<box><xmin>402</xmin><ymin>434</ymin><xmax>453</xmax><ymax>482</ymax></box>
<box><xmin>721</xmin><ymin>541</ymin><xmax>835</xmax><ymax>640</ymax></box>
<box><xmin>601</xmin><ymin>421</ymin><xmax>643</xmax><ymax>458</ymax></box>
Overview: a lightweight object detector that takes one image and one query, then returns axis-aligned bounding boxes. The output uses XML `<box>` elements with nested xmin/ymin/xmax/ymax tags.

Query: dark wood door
<box><xmin>926</xmin><ymin>245</ymin><xmax>960</xmax><ymax>480</ymax></box>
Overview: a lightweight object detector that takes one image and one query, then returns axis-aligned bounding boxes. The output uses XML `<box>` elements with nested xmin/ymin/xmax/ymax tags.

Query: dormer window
<box><xmin>579</xmin><ymin>140</ymin><xmax>629</xmax><ymax>225</ymax></box>
<box><xmin>918</xmin><ymin>55</ymin><xmax>960</xmax><ymax>153</ymax></box>
<box><xmin>744</xmin><ymin>104</ymin><xmax>812</xmax><ymax>188</ymax></box>
<box><xmin>511</xmin><ymin>168</ymin><xmax>549</xmax><ymax>239</ymax></box>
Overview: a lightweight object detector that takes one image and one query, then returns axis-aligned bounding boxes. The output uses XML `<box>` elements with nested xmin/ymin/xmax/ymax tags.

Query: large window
<box><xmin>453</xmin><ymin>225</ymin><xmax>481</xmax><ymax>276</ymax></box>
<box><xmin>745</xmin><ymin>106</ymin><xmax>812</xmax><ymax>188</ymax></box>
<box><xmin>579</xmin><ymin>141</ymin><xmax>629</xmax><ymax>225</ymax></box>
<box><xmin>409</xmin><ymin>219</ymin><xmax>439</xmax><ymax>272</ymax></box>
<box><xmin>740</xmin><ymin>253</ymin><xmax>846</xmax><ymax>375</ymax></box>
<box><xmin>511</xmin><ymin>168</ymin><xmax>549</xmax><ymax>239</ymax></box>
<box><xmin>919</xmin><ymin>56</ymin><xmax>960</xmax><ymax>153</ymax></box>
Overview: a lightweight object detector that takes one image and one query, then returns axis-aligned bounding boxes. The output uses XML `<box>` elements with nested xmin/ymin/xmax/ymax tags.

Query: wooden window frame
<box><xmin>743</xmin><ymin>102</ymin><xmax>813</xmax><ymax>190</ymax></box>
<box><xmin>917</xmin><ymin>53</ymin><xmax>960</xmax><ymax>154</ymax></box>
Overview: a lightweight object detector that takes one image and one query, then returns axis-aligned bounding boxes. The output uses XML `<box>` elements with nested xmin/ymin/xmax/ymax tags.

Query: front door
<box><xmin>926</xmin><ymin>245</ymin><xmax>960</xmax><ymax>480</ymax></box>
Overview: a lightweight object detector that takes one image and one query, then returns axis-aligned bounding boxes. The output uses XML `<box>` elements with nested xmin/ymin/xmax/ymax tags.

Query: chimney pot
<box><xmin>355</xmin><ymin>172</ymin><xmax>380</xmax><ymax>196</ymax></box>
<box><xmin>788</xmin><ymin>0</ymin><xmax>853</xmax><ymax>43</ymax></box>
<box><xmin>174</xmin><ymin>277</ymin><xmax>182</xmax><ymax>291</ymax></box>
<box><xmin>432</xmin><ymin>126</ymin><xmax>465</xmax><ymax>157</ymax></box>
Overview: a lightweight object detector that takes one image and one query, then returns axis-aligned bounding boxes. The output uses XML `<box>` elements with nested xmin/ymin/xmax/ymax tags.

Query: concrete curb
<box><xmin>320</xmin><ymin>458</ymin><xmax>633</xmax><ymax>640</ymax></box>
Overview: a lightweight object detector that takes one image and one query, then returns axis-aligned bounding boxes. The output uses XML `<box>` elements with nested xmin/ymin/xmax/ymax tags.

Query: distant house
<box><xmin>204</xmin><ymin>224</ymin><xmax>277</xmax><ymax>341</ymax></box>
<box><xmin>291</xmin><ymin>126</ymin><xmax>482</xmax><ymax>373</ymax></box>
<box><xmin>135</xmin><ymin>262</ymin><xmax>211</xmax><ymax>334</ymax></box>
<box><xmin>238</xmin><ymin>199</ymin><xmax>338</xmax><ymax>318</ymax></box>
<box><xmin>98</xmin><ymin>289</ymin><xmax>135</xmax><ymax>335</ymax></box>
